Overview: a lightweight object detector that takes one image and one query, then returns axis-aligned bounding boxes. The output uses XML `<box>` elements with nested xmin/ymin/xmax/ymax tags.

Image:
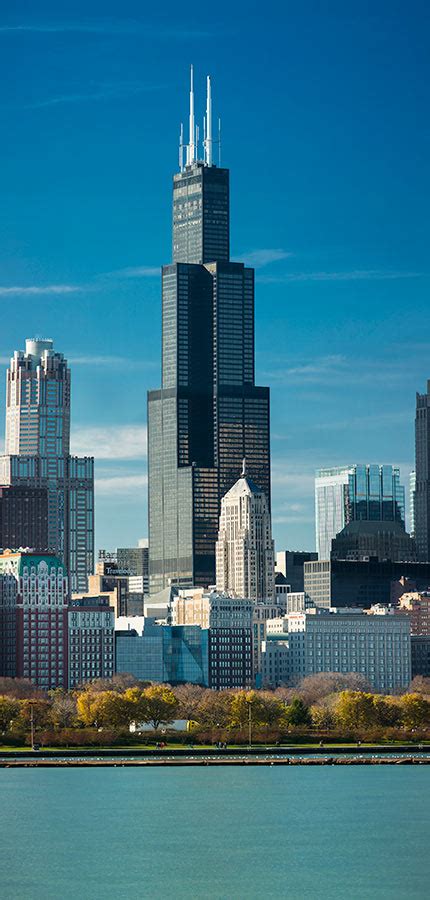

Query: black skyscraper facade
<box><xmin>415</xmin><ymin>380</ymin><xmax>430</xmax><ymax>561</ymax></box>
<box><xmin>148</xmin><ymin>72</ymin><xmax>270</xmax><ymax>594</ymax></box>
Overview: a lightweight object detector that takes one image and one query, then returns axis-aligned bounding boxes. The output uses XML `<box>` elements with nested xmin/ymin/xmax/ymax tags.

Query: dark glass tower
<box><xmin>415</xmin><ymin>380</ymin><xmax>430</xmax><ymax>561</ymax></box>
<box><xmin>148</xmin><ymin>71</ymin><xmax>270</xmax><ymax>594</ymax></box>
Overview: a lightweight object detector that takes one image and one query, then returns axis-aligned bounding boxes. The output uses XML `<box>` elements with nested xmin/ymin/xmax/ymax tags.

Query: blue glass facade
<box><xmin>115</xmin><ymin>623</ymin><xmax>209</xmax><ymax>686</ymax></box>
<box><xmin>348</xmin><ymin>465</ymin><xmax>405</xmax><ymax>523</ymax></box>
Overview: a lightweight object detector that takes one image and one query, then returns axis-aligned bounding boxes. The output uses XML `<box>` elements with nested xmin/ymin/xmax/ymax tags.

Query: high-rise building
<box><xmin>0</xmin><ymin>550</ymin><xmax>68</xmax><ymax>689</ymax></box>
<box><xmin>415</xmin><ymin>381</ymin><xmax>430</xmax><ymax>561</ymax></box>
<box><xmin>0</xmin><ymin>339</ymin><xmax>94</xmax><ymax>591</ymax></box>
<box><xmin>215</xmin><ymin>462</ymin><xmax>275</xmax><ymax>601</ymax></box>
<box><xmin>0</xmin><ymin>484</ymin><xmax>48</xmax><ymax>552</ymax></box>
<box><xmin>68</xmin><ymin>596</ymin><xmax>115</xmax><ymax>688</ymax></box>
<box><xmin>315</xmin><ymin>465</ymin><xmax>406</xmax><ymax>559</ymax></box>
<box><xmin>409</xmin><ymin>471</ymin><xmax>416</xmax><ymax>538</ymax></box>
<box><xmin>148</xmin><ymin>71</ymin><xmax>270</xmax><ymax>594</ymax></box>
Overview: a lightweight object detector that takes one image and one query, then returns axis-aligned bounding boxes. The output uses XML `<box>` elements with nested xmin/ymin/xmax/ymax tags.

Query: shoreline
<box><xmin>2</xmin><ymin>754</ymin><xmax>430</xmax><ymax>767</ymax></box>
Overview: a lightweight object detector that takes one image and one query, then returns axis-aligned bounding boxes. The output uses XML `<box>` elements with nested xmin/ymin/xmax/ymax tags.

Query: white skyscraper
<box><xmin>0</xmin><ymin>338</ymin><xmax>94</xmax><ymax>592</ymax></box>
<box><xmin>6</xmin><ymin>339</ymin><xmax>71</xmax><ymax>457</ymax></box>
<box><xmin>216</xmin><ymin>462</ymin><xmax>275</xmax><ymax>601</ymax></box>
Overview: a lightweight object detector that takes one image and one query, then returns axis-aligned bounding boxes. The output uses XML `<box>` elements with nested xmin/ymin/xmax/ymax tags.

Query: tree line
<box><xmin>0</xmin><ymin>672</ymin><xmax>430</xmax><ymax>745</ymax></box>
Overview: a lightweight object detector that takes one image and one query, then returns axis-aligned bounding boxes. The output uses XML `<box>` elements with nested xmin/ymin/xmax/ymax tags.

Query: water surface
<box><xmin>1</xmin><ymin>767</ymin><xmax>428</xmax><ymax>899</ymax></box>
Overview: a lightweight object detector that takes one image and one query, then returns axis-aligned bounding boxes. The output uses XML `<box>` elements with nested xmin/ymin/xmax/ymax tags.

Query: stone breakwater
<box><xmin>2</xmin><ymin>756</ymin><xmax>430</xmax><ymax>768</ymax></box>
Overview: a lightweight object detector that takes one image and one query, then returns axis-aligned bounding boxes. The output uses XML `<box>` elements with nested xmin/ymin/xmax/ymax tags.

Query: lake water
<box><xmin>1</xmin><ymin>767</ymin><xmax>428</xmax><ymax>899</ymax></box>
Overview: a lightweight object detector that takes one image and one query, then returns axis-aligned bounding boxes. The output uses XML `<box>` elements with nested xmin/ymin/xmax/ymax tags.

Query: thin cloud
<box><xmin>102</xmin><ymin>265</ymin><xmax>160</xmax><ymax>278</ymax></box>
<box><xmin>0</xmin><ymin>21</ymin><xmax>212</xmax><ymax>38</ymax></box>
<box><xmin>259</xmin><ymin>270</ymin><xmax>424</xmax><ymax>284</ymax></box>
<box><xmin>0</xmin><ymin>284</ymin><xmax>83</xmax><ymax>296</ymax></box>
<box><xmin>262</xmin><ymin>354</ymin><xmax>421</xmax><ymax>388</ymax></box>
<box><xmin>71</xmin><ymin>425</ymin><xmax>147</xmax><ymax>460</ymax></box>
<box><xmin>95</xmin><ymin>474</ymin><xmax>148</xmax><ymax>495</ymax></box>
<box><xmin>70</xmin><ymin>354</ymin><xmax>157</xmax><ymax>370</ymax></box>
<box><xmin>28</xmin><ymin>81</ymin><xmax>165</xmax><ymax>109</ymax></box>
<box><xmin>241</xmin><ymin>248</ymin><xmax>293</xmax><ymax>268</ymax></box>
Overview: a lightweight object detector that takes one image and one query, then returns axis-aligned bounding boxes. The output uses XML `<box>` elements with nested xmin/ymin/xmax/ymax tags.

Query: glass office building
<box><xmin>415</xmin><ymin>381</ymin><xmax>430</xmax><ymax>561</ymax></box>
<box><xmin>148</xmin><ymin>75</ymin><xmax>270</xmax><ymax>593</ymax></box>
<box><xmin>315</xmin><ymin>465</ymin><xmax>406</xmax><ymax>560</ymax></box>
<box><xmin>115</xmin><ymin>621</ymin><xmax>209</xmax><ymax>686</ymax></box>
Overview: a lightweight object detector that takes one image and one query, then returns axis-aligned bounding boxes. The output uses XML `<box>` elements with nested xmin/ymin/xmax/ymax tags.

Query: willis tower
<box><xmin>148</xmin><ymin>68</ymin><xmax>270</xmax><ymax>593</ymax></box>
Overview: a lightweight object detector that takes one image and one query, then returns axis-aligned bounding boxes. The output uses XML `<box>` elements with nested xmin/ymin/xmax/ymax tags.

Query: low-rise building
<box><xmin>397</xmin><ymin>592</ymin><xmax>430</xmax><ymax>635</ymax></box>
<box><xmin>68</xmin><ymin>596</ymin><xmax>115</xmax><ymax>688</ymax></box>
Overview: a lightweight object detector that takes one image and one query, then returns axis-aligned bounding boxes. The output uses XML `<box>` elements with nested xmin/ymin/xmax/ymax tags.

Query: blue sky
<box><xmin>0</xmin><ymin>1</ymin><xmax>429</xmax><ymax>551</ymax></box>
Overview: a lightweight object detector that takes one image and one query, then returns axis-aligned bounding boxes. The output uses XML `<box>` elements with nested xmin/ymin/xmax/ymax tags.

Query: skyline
<box><xmin>1</xmin><ymin>1</ymin><xmax>429</xmax><ymax>550</ymax></box>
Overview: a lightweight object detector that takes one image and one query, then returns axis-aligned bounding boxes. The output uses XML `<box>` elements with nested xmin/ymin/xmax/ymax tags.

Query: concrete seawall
<box><xmin>2</xmin><ymin>756</ymin><xmax>430</xmax><ymax>768</ymax></box>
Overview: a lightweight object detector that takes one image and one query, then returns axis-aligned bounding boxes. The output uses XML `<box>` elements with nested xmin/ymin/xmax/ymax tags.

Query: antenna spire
<box><xmin>205</xmin><ymin>75</ymin><xmax>213</xmax><ymax>166</ymax></box>
<box><xmin>187</xmin><ymin>64</ymin><xmax>196</xmax><ymax>166</ymax></box>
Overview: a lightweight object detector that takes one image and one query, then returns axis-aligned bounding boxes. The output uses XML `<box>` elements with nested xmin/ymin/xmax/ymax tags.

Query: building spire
<box><xmin>187</xmin><ymin>64</ymin><xmax>196</xmax><ymax>166</ymax></box>
<box><xmin>205</xmin><ymin>75</ymin><xmax>213</xmax><ymax>166</ymax></box>
<box><xmin>241</xmin><ymin>458</ymin><xmax>247</xmax><ymax>477</ymax></box>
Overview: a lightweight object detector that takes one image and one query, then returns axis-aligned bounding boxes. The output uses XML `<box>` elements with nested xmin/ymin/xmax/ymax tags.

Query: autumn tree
<box><xmin>399</xmin><ymin>693</ymin><xmax>430</xmax><ymax>729</ymax></box>
<box><xmin>0</xmin><ymin>696</ymin><xmax>20</xmax><ymax>732</ymax></box>
<box><xmin>334</xmin><ymin>691</ymin><xmax>379</xmax><ymax>731</ymax></box>
<box><xmin>136</xmin><ymin>685</ymin><xmax>179</xmax><ymax>730</ymax></box>
<box><xmin>14</xmin><ymin>700</ymin><xmax>51</xmax><ymax>732</ymax></box>
<box><xmin>296</xmin><ymin>673</ymin><xmax>371</xmax><ymax>705</ymax></box>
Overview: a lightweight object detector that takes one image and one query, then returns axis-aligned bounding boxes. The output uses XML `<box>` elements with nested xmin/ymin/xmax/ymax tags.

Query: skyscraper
<box><xmin>315</xmin><ymin>464</ymin><xmax>406</xmax><ymax>559</ymax></box>
<box><xmin>216</xmin><ymin>462</ymin><xmax>275</xmax><ymax>601</ymax></box>
<box><xmin>0</xmin><ymin>339</ymin><xmax>94</xmax><ymax>591</ymax></box>
<box><xmin>148</xmin><ymin>71</ymin><xmax>270</xmax><ymax>593</ymax></box>
<box><xmin>415</xmin><ymin>381</ymin><xmax>430</xmax><ymax>561</ymax></box>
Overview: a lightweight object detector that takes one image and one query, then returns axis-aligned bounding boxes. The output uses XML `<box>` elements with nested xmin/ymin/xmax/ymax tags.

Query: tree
<box><xmin>173</xmin><ymin>684</ymin><xmax>207</xmax><ymax>721</ymax></box>
<box><xmin>0</xmin><ymin>696</ymin><xmax>20</xmax><ymax>732</ymax></box>
<box><xmin>48</xmin><ymin>690</ymin><xmax>78</xmax><ymax>729</ymax></box>
<box><xmin>334</xmin><ymin>691</ymin><xmax>379</xmax><ymax>731</ymax></box>
<box><xmin>0</xmin><ymin>678</ymin><xmax>45</xmax><ymax>699</ymax></box>
<box><xmin>14</xmin><ymin>700</ymin><xmax>51</xmax><ymax>732</ymax></box>
<box><xmin>399</xmin><ymin>693</ymin><xmax>430</xmax><ymax>729</ymax></box>
<box><xmin>195</xmin><ymin>690</ymin><xmax>231</xmax><ymax>728</ymax></box>
<box><xmin>283</xmin><ymin>697</ymin><xmax>312</xmax><ymax>727</ymax></box>
<box><xmin>136</xmin><ymin>685</ymin><xmax>179</xmax><ymax>730</ymax></box>
<box><xmin>296</xmin><ymin>673</ymin><xmax>371</xmax><ymax>705</ymax></box>
<box><xmin>310</xmin><ymin>703</ymin><xmax>335</xmax><ymax>730</ymax></box>
<box><xmin>77</xmin><ymin>691</ymin><xmax>132</xmax><ymax>728</ymax></box>
<box><xmin>408</xmin><ymin>676</ymin><xmax>430</xmax><ymax>697</ymax></box>
<box><xmin>78</xmin><ymin>673</ymin><xmax>147</xmax><ymax>694</ymax></box>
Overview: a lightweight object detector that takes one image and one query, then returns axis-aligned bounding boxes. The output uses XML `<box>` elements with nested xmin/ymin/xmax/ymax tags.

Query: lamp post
<box><xmin>30</xmin><ymin>702</ymin><xmax>34</xmax><ymax>749</ymax></box>
<box><xmin>247</xmin><ymin>699</ymin><xmax>252</xmax><ymax>749</ymax></box>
